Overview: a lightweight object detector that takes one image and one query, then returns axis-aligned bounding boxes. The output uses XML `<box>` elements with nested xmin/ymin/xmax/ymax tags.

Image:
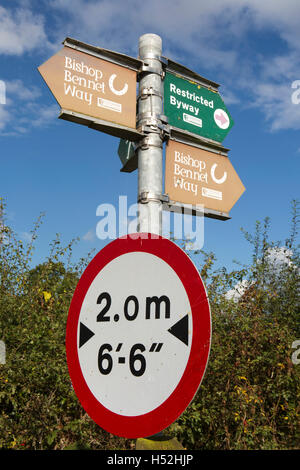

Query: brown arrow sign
<box><xmin>38</xmin><ymin>45</ymin><xmax>138</xmax><ymax>138</ymax></box>
<box><xmin>165</xmin><ymin>139</ymin><xmax>245</xmax><ymax>216</ymax></box>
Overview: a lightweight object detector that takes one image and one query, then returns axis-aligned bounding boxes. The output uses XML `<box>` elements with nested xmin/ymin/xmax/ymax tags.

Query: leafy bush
<box><xmin>171</xmin><ymin>201</ymin><xmax>300</xmax><ymax>449</ymax></box>
<box><xmin>0</xmin><ymin>199</ymin><xmax>131</xmax><ymax>450</ymax></box>
<box><xmin>0</xmin><ymin>198</ymin><xmax>299</xmax><ymax>449</ymax></box>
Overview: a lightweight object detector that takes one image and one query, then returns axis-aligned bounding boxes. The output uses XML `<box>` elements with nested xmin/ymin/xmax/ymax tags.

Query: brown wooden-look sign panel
<box><xmin>165</xmin><ymin>140</ymin><xmax>245</xmax><ymax>214</ymax></box>
<box><xmin>38</xmin><ymin>46</ymin><xmax>137</xmax><ymax>130</ymax></box>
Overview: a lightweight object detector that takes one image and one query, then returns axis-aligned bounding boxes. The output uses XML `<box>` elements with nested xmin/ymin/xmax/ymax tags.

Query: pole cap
<box><xmin>139</xmin><ymin>33</ymin><xmax>162</xmax><ymax>59</ymax></box>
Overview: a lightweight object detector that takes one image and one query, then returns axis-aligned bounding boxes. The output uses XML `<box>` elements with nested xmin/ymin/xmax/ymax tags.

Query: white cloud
<box><xmin>49</xmin><ymin>0</ymin><xmax>244</xmax><ymax>67</ymax></box>
<box><xmin>225</xmin><ymin>246</ymin><xmax>297</xmax><ymax>302</ymax></box>
<box><xmin>48</xmin><ymin>1</ymin><xmax>300</xmax><ymax>57</ymax></box>
<box><xmin>6</xmin><ymin>80</ymin><xmax>41</xmax><ymax>101</ymax></box>
<box><xmin>1</xmin><ymin>1</ymin><xmax>300</xmax><ymax>134</ymax></box>
<box><xmin>219</xmin><ymin>89</ymin><xmax>241</xmax><ymax>107</ymax></box>
<box><xmin>29</xmin><ymin>104</ymin><xmax>58</xmax><ymax>128</ymax></box>
<box><xmin>0</xmin><ymin>104</ymin><xmax>11</xmax><ymax>131</ymax></box>
<box><xmin>247</xmin><ymin>0</ymin><xmax>300</xmax><ymax>49</ymax></box>
<box><xmin>225</xmin><ymin>279</ymin><xmax>254</xmax><ymax>303</ymax></box>
<box><xmin>237</xmin><ymin>47</ymin><xmax>300</xmax><ymax>131</ymax></box>
<box><xmin>82</xmin><ymin>229</ymin><xmax>96</xmax><ymax>242</ymax></box>
<box><xmin>20</xmin><ymin>231</ymin><xmax>33</xmax><ymax>242</ymax></box>
<box><xmin>0</xmin><ymin>6</ymin><xmax>49</xmax><ymax>55</ymax></box>
<box><xmin>265</xmin><ymin>246</ymin><xmax>295</xmax><ymax>271</ymax></box>
<box><xmin>0</xmin><ymin>78</ymin><xmax>58</xmax><ymax>135</ymax></box>
<box><xmin>249</xmin><ymin>81</ymin><xmax>300</xmax><ymax>131</ymax></box>
<box><xmin>47</xmin><ymin>0</ymin><xmax>300</xmax><ymax>133</ymax></box>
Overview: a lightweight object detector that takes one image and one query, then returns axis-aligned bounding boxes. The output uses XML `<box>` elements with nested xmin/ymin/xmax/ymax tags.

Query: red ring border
<box><xmin>66</xmin><ymin>233</ymin><xmax>211</xmax><ymax>438</ymax></box>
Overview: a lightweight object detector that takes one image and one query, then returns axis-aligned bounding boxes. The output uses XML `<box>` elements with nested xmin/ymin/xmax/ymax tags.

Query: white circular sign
<box><xmin>214</xmin><ymin>108</ymin><xmax>230</xmax><ymax>129</ymax></box>
<box><xmin>78</xmin><ymin>251</ymin><xmax>192</xmax><ymax>416</ymax></box>
<box><xmin>66</xmin><ymin>234</ymin><xmax>211</xmax><ymax>438</ymax></box>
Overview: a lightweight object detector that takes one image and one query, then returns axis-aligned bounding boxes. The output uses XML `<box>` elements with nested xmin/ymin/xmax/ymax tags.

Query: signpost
<box><xmin>164</xmin><ymin>71</ymin><xmax>234</xmax><ymax>143</ymax></box>
<box><xmin>38</xmin><ymin>38</ymin><xmax>142</xmax><ymax>140</ymax></box>
<box><xmin>66</xmin><ymin>234</ymin><xmax>211</xmax><ymax>438</ymax></box>
<box><xmin>165</xmin><ymin>139</ymin><xmax>245</xmax><ymax>218</ymax></box>
<box><xmin>39</xmin><ymin>32</ymin><xmax>245</xmax><ymax>445</ymax></box>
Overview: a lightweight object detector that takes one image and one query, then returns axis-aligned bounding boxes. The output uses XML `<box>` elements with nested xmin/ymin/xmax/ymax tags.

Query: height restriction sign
<box><xmin>66</xmin><ymin>234</ymin><xmax>211</xmax><ymax>438</ymax></box>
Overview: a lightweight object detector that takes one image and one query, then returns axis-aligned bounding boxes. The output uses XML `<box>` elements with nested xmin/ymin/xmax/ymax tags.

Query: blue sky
<box><xmin>0</xmin><ymin>0</ymin><xmax>300</xmax><ymax>273</ymax></box>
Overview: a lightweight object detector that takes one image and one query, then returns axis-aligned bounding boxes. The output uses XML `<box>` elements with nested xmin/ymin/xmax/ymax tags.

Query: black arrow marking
<box><xmin>168</xmin><ymin>314</ymin><xmax>189</xmax><ymax>346</ymax></box>
<box><xmin>79</xmin><ymin>322</ymin><xmax>95</xmax><ymax>348</ymax></box>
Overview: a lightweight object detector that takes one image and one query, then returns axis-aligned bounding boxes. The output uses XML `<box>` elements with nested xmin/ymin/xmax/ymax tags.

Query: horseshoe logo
<box><xmin>211</xmin><ymin>163</ymin><xmax>227</xmax><ymax>185</ymax></box>
<box><xmin>109</xmin><ymin>74</ymin><xmax>128</xmax><ymax>96</ymax></box>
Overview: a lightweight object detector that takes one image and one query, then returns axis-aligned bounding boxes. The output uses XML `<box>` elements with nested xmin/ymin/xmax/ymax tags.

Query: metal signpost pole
<box><xmin>137</xmin><ymin>34</ymin><xmax>164</xmax><ymax>235</ymax></box>
<box><xmin>135</xmin><ymin>34</ymin><xmax>184</xmax><ymax>450</ymax></box>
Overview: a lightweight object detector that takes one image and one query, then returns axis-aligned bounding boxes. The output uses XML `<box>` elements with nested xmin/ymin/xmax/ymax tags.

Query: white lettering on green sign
<box><xmin>164</xmin><ymin>72</ymin><xmax>233</xmax><ymax>143</ymax></box>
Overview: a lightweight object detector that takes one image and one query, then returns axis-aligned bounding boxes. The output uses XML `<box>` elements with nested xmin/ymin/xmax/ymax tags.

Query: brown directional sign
<box><xmin>38</xmin><ymin>42</ymin><xmax>139</xmax><ymax>139</ymax></box>
<box><xmin>165</xmin><ymin>139</ymin><xmax>245</xmax><ymax>216</ymax></box>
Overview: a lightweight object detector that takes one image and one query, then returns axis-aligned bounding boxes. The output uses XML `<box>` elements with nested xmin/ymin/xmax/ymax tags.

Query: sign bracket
<box><xmin>138</xmin><ymin>62</ymin><xmax>165</xmax><ymax>78</ymax></box>
<box><xmin>162</xmin><ymin>56</ymin><xmax>220</xmax><ymax>92</ymax></box>
<box><xmin>168</xmin><ymin>127</ymin><xmax>230</xmax><ymax>157</ymax></box>
<box><xmin>138</xmin><ymin>86</ymin><xmax>163</xmax><ymax>101</ymax></box>
<box><xmin>59</xmin><ymin>109</ymin><xmax>144</xmax><ymax>142</ymax></box>
<box><xmin>138</xmin><ymin>191</ymin><xmax>170</xmax><ymax>204</ymax></box>
<box><xmin>163</xmin><ymin>199</ymin><xmax>231</xmax><ymax>221</ymax></box>
<box><xmin>63</xmin><ymin>37</ymin><xmax>143</xmax><ymax>72</ymax></box>
<box><xmin>137</xmin><ymin>192</ymin><xmax>230</xmax><ymax>221</ymax></box>
<box><xmin>136</xmin><ymin>134</ymin><xmax>164</xmax><ymax>151</ymax></box>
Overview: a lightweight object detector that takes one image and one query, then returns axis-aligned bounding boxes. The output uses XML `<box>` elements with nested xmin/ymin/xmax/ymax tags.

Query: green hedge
<box><xmin>0</xmin><ymin>199</ymin><xmax>299</xmax><ymax>449</ymax></box>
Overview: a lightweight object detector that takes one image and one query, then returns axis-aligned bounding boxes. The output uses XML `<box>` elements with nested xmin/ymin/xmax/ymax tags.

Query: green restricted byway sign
<box><xmin>164</xmin><ymin>72</ymin><xmax>234</xmax><ymax>143</ymax></box>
